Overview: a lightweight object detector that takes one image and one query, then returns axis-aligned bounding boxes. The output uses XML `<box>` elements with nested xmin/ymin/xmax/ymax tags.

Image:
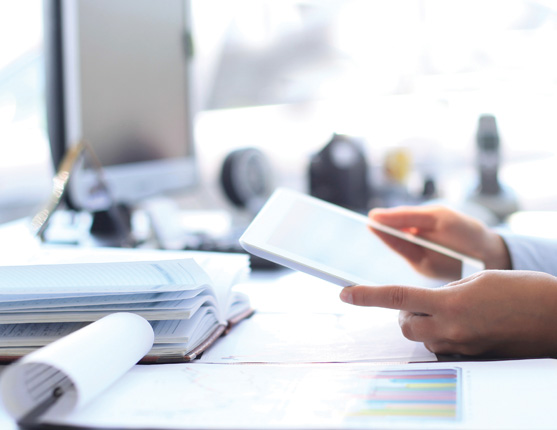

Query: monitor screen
<box><xmin>45</xmin><ymin>0</ymin><xmax>197</xmax><ymax>211</ymax></box>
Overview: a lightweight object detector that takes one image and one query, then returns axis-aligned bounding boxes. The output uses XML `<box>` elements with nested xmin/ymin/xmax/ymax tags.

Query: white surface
<box><xmin>202</xmin><ymin>271</ymin><xmax>435</xmax><ymax>363</ymax></box>
<box><xmin>42</xmin><ymin>359</ymin><xmax>557</xmax><ymax>430</ymax></box>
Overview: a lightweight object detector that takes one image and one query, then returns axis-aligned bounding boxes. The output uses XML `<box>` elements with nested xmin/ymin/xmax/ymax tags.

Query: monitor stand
<box><xmin>89</xmin><ymin>204</ymin><xmax>135</xmax><ymax>248</ymax></box>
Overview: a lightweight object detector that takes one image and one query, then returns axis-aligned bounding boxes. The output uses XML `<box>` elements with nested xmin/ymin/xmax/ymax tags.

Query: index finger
<box><xmin>369</xmin><ymin>206</ymin><xmax>439</xmax><ymax>233</ymax></box>
<box><xmin>340</xmin><ymin>284</ymin><xmax>438</xmax><ymax>315</ymax></box>
<box><xmin>368</xmin><ymin>228</ymin><xmax>425</xmax><ymax>264</ymax></box>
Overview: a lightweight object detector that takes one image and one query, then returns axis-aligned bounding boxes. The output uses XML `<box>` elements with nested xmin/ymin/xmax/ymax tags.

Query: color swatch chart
<box><xmin>347</xmin><ymin>368</ymin><xmax>461</xmax><ymax>421</ymax></box>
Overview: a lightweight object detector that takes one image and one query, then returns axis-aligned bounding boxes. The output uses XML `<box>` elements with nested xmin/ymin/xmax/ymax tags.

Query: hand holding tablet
<box><xmin>240</xmin><ymin>188</ymin><xmax>484</xmax><ymax>287</ymax></box>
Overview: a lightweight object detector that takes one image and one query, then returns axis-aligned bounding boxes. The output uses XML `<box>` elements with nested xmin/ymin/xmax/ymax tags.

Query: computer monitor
<box><xmin>44</xmin><ymin>0</ymin><xmax>197</xmax><ymax>217</ymax></box>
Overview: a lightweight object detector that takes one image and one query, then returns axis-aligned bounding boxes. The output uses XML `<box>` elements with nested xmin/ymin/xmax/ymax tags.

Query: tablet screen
<box><xmin>241</xmin><ymin>189</ymin><xmax>454</xmax><ymax>287</ymax></box>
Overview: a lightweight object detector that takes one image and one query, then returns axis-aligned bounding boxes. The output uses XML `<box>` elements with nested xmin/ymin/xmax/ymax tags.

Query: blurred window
<box><xmin>0</xmin><ymin>0</ymin><xmax>52</xmax><ymax>222</ymax></box>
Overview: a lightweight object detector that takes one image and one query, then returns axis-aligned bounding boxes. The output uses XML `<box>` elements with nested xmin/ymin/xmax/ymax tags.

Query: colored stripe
<box><xmin>346</xmin><ymin>368</ymin><xmax>461</xmax><ymax>422</ymax></box>
<box><xmin>362</xmin><ymin>394</ymin><xmax>456</xmax><ymax>401</ymax></box>
<box><xmin>351</xmin><ymin>409</ymin><xmax>456</xmax><ymax>417</ymax></box>
<box><xmin>405</xmin><ymin>383</ymin><xmax>456</xmax><ymax>389</ymax></box>
<box><xmin>365</xmin><ymin>373</ymin><xmax>456</xmax><ymax>380</ymax></box>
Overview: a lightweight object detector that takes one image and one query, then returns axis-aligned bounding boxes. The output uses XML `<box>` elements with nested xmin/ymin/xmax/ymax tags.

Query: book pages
<box><xmin>0</xmin><ymin>255</ymin><xmax>252</xmax><ymax>363</ymax></box>
<box><xmin>0</xmin><ymin>259</ymin><xmax>212</xmax><ymax>295</ymax></box>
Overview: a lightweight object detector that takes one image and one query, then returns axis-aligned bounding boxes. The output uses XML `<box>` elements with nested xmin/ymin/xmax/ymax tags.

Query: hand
<box><xmin>369</xmin><ymin>205</ymin><xmax>511</xmax><ymax>280</ymax></box>
<box><xmin>340</xmin><ymin>270</ymin><xmax>557</xmax><ymax>358</ymax></box>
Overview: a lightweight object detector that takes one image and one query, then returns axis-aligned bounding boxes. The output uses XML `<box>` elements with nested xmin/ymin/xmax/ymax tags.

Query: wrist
<box><xmin>483</xmin><ymin>232</ymin><xmax>512</xmax><ymax>270</ymax></box>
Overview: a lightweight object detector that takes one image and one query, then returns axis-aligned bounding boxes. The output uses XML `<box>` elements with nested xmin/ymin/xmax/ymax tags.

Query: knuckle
<box><xmin>424</xmin><ymin>342</ymin><xmax>447</xmax><ymax>355</ymax></box>
<box><xmin>423</xmin><ymin>342</ymin><xmax>435</xmax><ymax>353</ymax></box>
<box><xmin>474</xmin><ymin>270</ymin><xmax>495</xmax><ymax>283</ymax></box>
<box><xmin>442</xmin><ymin>292</ymin><xmax>466</xmax><ymax>316</ymax></box>
<box><xmin>442</xmin><ymin>324</ymin><xmax>469</xmax><ymax>345</ymax></box>
<box><xmin>426</xmin><ymin>336</ymin><xmax>485</xmax><ymax>357</ymax></box>
<box><xmin>400</xmin><ymin>322</ymin><xmax>419</xmax><ymax>341</ymax></box>
<box><xmin>351</xmin><ymin>287</ymin><xmax>368</xmax><ymax>306</ymax></box>
<box><xmin>389</xmin><ymin>286</ymin><xmax>407</xmax><ymax>309</ymax></box>
<box><xmin>427</xmin><ymin>205</ymin><xmax>448</xmax><ymax>218</ymax></box>
<box><xmin>455</xmin><ymin>344</ymin><xmax>484</xmax><ymax>357</ymax></box>
<box><xmin>399</xmin><ymin>320</ymin><xmax>416</xmax><ymax>341</ymax></box>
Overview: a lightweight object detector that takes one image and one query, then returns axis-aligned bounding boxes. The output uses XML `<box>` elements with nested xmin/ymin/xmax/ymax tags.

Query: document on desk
<box><xmin>1</xmin><ymin>311</ymin><xmax>556</xmax><ymax>429</ymax></box>
<box><xmin>19</xmin><ymin>358</ymin><xmax>557</xmax><ymax>430</ymax></box>
<box><xmin>200</xmin><ymin>271</ymin><xmax>437</xmax><ymax>364</ymax></box>
<box><xmin>197</xmin><ymin>311</ymin><xmax>435</xmax><ymax>363</ymax></box>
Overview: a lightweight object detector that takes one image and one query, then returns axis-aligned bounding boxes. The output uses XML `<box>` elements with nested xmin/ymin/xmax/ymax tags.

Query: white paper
<box><xmin>0</xmin><ymin>312</ymin><xmax>153</xmax><ymax>421</ymax></box>
<box><xmin>0</xmin><ymin>288</ymin><xmax>205</xmax><ymax>309</ymax></box>
<box><xmin>218</xmin><ymin>271</ymin><xmax>437</xmax><ymax>364</ymax></box>
<box><xmin>198</xmin><ymin>310</ymin><xmax>434</xmax><ymax>364</ymax></box>
<box><xmin>0</xmin><ymin>259</ymin><xmax>211</xmax><ymax>295</ymax></box>
<box><xmin>0</xmin><ymin>296</ymin><xmax>212</xmax><ymax>324</ymax></box>
<box><xmin>44</xmin><ymin>359</ymin><xmax>557</xmax><ymax>430</ymax></box>
<box><xmin>0</xmin><ymin>258</ymin><xmax>235</xmax><ymax>326</ymax></box>
<box><xmin>0</xmin><ymin>313</ymin><xmax>214</xmax><ymax>347</ymax></box>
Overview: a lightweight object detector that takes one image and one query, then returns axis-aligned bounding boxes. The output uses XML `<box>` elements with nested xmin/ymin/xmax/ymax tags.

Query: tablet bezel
<box><xmin>239</xmin><ymin>188</ymin><xmax>484</xmax><ymax>286</ymax></box>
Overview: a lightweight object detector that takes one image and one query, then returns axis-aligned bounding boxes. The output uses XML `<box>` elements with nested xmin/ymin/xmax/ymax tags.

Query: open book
<box><xmin>0</xmin><ymin>256</ymin><xmax>252</xmax><ymax>363</ymax></box>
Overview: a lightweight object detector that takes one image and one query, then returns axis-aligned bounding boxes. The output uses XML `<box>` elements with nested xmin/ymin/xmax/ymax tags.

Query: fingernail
<box><xmin>340</xmin><ymin>288</ymin><xmax>353</xmax><ymax>304</ymax></box>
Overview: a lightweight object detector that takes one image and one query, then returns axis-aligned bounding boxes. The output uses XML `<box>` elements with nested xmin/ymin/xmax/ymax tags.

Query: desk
<box><xmin>0</xmin><ymin>246</ymin><xmax>556</xmax><ymax>429</ymax></box>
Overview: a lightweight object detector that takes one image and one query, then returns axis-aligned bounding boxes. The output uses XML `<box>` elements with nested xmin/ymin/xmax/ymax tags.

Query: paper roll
<box><xmin>1</xmin><ymin>312</ymin><xmax>154</xmax><ymax>422</ymax></box>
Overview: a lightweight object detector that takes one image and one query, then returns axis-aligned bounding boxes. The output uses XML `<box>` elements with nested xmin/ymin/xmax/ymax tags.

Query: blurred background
<box><xmin>2</xmin><ymin>0</ymin><xmax>557</xmax><ymax>236</ymax></box>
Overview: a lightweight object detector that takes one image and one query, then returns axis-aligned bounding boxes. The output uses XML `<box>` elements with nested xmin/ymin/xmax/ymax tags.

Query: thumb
<box><xmin>340</xmin><ymin>284</ymin><xmax>437</xmax><ymax>314</ymax></box>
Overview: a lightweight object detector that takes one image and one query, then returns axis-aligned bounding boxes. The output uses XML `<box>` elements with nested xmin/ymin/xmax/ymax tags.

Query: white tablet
<box><xmin>240</xmin><ymin>188</ymin><xmax>484</xmax><ymax>287</ymax></box>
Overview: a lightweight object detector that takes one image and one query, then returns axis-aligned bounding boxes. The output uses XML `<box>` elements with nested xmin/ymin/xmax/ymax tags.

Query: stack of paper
<box><xmin>0</xmin><ymin>256</ymin><xmax>252</xmax><ymax>363</ymax></box>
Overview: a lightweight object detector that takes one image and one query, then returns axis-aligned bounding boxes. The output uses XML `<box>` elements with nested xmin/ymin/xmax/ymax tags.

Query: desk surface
<box><xmin>0</xmin><ymin>246</ymin><xmax>555</xmax><ymax>429</ymax></box>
